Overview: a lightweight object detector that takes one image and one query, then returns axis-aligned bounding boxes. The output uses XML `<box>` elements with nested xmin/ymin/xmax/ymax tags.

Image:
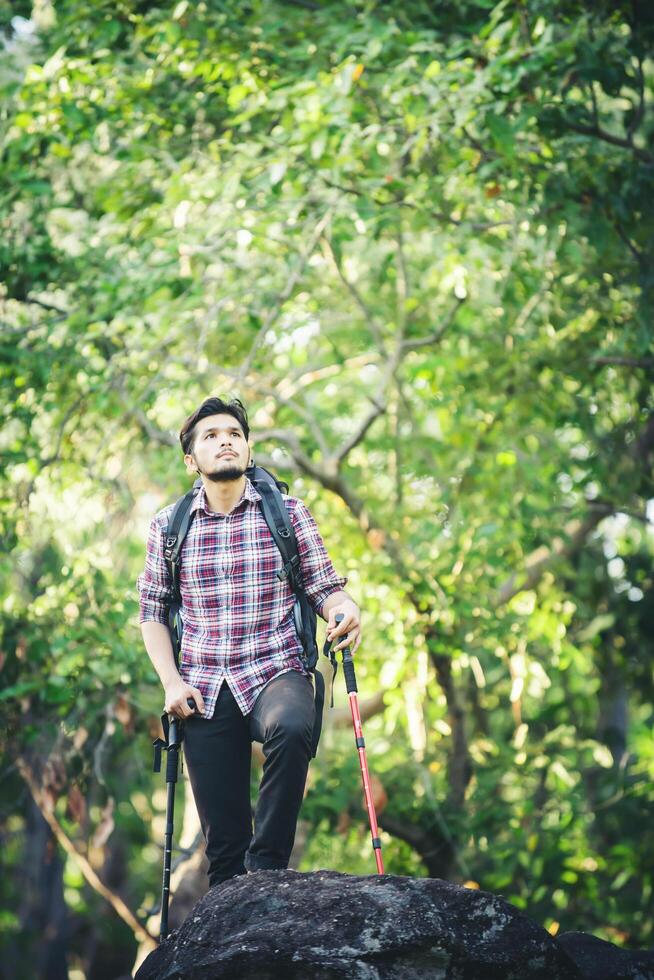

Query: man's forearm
<box><xmin>141</xmin><ymin>621</ymin><xmax>181</xmax><ymax>688</ymax></box>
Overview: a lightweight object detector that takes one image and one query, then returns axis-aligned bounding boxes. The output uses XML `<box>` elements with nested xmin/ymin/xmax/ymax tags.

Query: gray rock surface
<box><xmin>135</xmin><ymin>869</ymin><xmax>584</xmax><ymax>979</ymax></box>
<box><xmin>557</xmin><ymin>931</ymin><xmax>654</xmax><ymax>980</ymax></box>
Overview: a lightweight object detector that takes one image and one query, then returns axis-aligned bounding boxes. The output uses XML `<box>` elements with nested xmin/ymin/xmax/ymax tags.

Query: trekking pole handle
<box><xmin>166</xmin><ymin>697</ymin><xmax>196</xmax><ymax>719</ymax></box>
<box><xmin>165</xmin><ymin>718</ymin><xmax>180</xmax><ymax>782</ymax></box>
<box><xmin>163</xmin><ymin>700</ymin><xmax>196</xmax><ymax>781</ymax></box>
<box><xmin>335</xmin><ymin>614</ymin><xmax>358</xmax><ymax>694</ymax></box>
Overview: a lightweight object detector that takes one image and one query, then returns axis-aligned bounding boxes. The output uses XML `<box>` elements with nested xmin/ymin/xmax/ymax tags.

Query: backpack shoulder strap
<box><xmin>164</xmin><ymin>480</ymin><xmax>200</xmax><ymax>599</ymax></box>
<box><xmin>254</xmin><ymin>479</ymin><xmax>302</xmax><ymax>591</ymax></box>
<box><xmin>251</xmin><ymin>471</ymin><xmax>325</xmax><ymax>758</ymax></box>
<box><xmin>246</xmin><ymin>462</ymin><xmax>289</xmax><ymax>495</ymax></box>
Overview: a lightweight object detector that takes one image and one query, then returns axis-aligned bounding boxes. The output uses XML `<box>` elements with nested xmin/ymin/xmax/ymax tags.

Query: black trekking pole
<box><xmin>152</xmin><ymin>698</ymin><xmax>195</xmax><ymax>941</ymax></box>
<box><xmin>328</xmin><ymin>614</ymin><xmax>385</xmax><ymax>874</ymax></box>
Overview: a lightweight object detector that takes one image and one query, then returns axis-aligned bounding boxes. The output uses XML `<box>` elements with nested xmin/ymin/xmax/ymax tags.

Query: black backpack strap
<box><xmin>246</xmin><ymin>461</ymin><xmax>289</xmax><ymax>495</ymax></box>
<box><xmin>164</xmin><ymin>486</ymin><xmax>199</xmax><ymax>597</ymax></box>
<box><xmin>253</xmin><ymin>476</ymin><xmax>325</xmax><ymax>758</ymax></box>
<box><xmin>164</xmin><ymin>482</ymin><xmax>200</xmax><ymax>666</ymax></box>
<box><xmin>254</xmin><ymin>480</ymin><xmax>303</xmax><ymax>590</ymax></box>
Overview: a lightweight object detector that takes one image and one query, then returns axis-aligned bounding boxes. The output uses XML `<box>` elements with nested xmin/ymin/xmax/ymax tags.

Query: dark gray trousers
<box><xmin>182</xmin><ymin>670</ymin><xmax>315</xmax><ymax>886</ymax></box>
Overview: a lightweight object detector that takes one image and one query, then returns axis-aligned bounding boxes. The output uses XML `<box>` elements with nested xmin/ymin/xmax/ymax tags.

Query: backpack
<box><xmin>162</xmin><ymin>464</ymin><xmax>325</xmax><ymax>757</ymax></box>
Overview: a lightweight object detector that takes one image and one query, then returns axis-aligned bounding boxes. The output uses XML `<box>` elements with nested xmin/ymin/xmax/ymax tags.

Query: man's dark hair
<box><xmin>179</xmin><ymin>397</ymin><xmax>250</xmax><ymax>455</ymax></box>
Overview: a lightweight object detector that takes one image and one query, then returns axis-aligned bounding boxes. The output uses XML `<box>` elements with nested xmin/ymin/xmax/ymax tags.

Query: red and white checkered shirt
<box><xmin>137</xmin><ymin>478</ymin><xmax>347</xmax><ymax>718</ymax></box>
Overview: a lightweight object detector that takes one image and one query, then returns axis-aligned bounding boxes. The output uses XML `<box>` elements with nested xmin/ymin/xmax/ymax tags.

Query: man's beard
<box><xmin>202</xmin><ymin>462</ymin><xmax>246</xmax><ymax>483</ymax></box>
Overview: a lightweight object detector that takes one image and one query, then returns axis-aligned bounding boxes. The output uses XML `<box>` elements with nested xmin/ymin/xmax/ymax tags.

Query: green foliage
<box><xmin>1</xmin><ymin>0</ymin><xmax>653</xmax><ymax>974</ymax></box>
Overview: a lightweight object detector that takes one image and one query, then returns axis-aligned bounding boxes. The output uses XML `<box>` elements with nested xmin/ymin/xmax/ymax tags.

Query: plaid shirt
<box><xmin>137</xmin><ymin>478</ymin><xmax>347</xmax><ymax>718</ymax></box>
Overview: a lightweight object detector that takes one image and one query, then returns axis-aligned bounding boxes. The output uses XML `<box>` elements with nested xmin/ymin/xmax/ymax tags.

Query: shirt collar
<box><xmin>190</xmin><ymin>477</ymin><xmax>261</xmax><ymax>516</ymax></box>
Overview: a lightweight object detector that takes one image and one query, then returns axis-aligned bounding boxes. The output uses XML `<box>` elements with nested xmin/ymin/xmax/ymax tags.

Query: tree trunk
<box><xmin>12</xmin><ymin>798</ymin><xmax>69</xmax><ymax>980</ymax></box>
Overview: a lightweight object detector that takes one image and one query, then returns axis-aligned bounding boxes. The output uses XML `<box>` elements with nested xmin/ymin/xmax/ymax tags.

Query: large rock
<box><xmin>557</xmin><ymin>932</ymin><xmax>654</xmax><ymax>980</ymax></box>
<box><xmin>135</xmin><ymin>869</ymin><xmax>584</xmax><ymax>979</ymax></box>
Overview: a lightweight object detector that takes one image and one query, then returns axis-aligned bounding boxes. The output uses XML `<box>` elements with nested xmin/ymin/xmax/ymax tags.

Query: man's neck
<box><xmin>201</xmin><ymin>475</ymin><xmax>247</xmax><ymax>515</ymax></box>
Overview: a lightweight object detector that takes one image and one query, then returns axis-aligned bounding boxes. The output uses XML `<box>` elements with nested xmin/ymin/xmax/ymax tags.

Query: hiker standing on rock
<box><xmin>137</xmin><ymin>396</ymin><xmax>360</xmax><ymax>888</ymax></box>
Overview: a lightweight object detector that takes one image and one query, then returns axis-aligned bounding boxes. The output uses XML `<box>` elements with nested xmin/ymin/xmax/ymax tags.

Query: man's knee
<box><xmin>266</xmin><ymin>710</ymin><xmax>313</xmax><ymax>748</ymax></box>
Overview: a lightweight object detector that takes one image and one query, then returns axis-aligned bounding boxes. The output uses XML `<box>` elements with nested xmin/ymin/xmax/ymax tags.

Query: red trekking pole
<box><xmin>330</xmin><ymin>614</ymin><xmax>384</xmax><ymax>874</ymax></box>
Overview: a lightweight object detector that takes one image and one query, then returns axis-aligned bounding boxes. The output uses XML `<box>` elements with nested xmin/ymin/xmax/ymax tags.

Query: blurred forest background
<box><xmin>1</xmin><ymin>0</ymin><xmax>653</xmax><ymax>977</ymax></box>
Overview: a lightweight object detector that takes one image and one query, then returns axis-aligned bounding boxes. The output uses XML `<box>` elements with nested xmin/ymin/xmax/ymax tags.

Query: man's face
<box><xmin>185</xmin><ymin>413</ymin><xmax>251</xmax><ymax>483</ymax></box>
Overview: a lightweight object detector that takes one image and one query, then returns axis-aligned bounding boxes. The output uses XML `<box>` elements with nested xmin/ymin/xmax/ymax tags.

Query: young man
<box><xmin>137</xmin><ymin>396</ymin><xmax>360</xmax><ymax>887</ymax></box>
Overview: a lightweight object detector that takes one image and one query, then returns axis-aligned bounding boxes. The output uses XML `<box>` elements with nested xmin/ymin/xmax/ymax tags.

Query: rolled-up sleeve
<box><xmin>289</xmin><ymin>499</ymin><xmax>347</xmax><ymax>616</ymax></box>
<box><xmin>137</xmin><ymin>514</ymin><xmax>172</xmax><ymax>625</ymax></box>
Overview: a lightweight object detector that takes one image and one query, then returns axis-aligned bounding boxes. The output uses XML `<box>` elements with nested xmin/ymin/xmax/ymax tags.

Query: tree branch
<box><xmin>494</xmin><ymin>412</ymin><xmax>654</xmax><ymax>606</ymax></box>
<box><xmin>321</xmin><ymin>235</ymin><xmax>388</xmax><ymax>355</ymax></box>
<box><xmin>283</xmin><ymin>0</ymin><xmax>321</xmax><ymax>9</ymax></box>
<box><xmin>40</xmin><ymin>397</ymin><xmax>86</xmax><ymax>467</ymax></box>
<box><xmin>319</xmin><ymin>176</ymin><xmax>512</xmax><ymax>232</ymax></box>
<box><xmin>400</xmin><ymin>297</ymin><xmax>464</xmax><ymax>352</ymax></box>
<box><xmin>333</xmin><ymin>395</ymin><xmax>386</xmax><ymax>465</ymax></box>
<box><xmin>425</xmin><ymin>631</ymin><xmax>472</xmax><ymax>809</ymax></box>
<box><xmin>238</xmin><ymin>210</ymin><xmax>332</xmax><ymax>380</ymax></box>
<box><xmin>24</xmin><ymin>296</ymin><xmax>69</xmax><ymax>316</ymax></box>
<box><xmin>586</xmin><ymin>499</ymin><xmax>653</xmax><ymax>525</ymax></box>
<box><xmin>627</xmin><ymin>56</ymin><xmax>646</xmax><ymax>141</ymax></box>
<box><xmin>565</xmin><ymin>119</ymin><xmax>653</xmax><ymax>163</ymax></box>
<box><xmin>17</xmin><ymin>757</ymin><xmax>156</xmax><ymax>950</ymax></box>
<box><xmin>610</xmin><ymin>217</ymin><xmax>645</xmax><ymax>264</ymax></box>
<box><xmin>254</xmin><ymin>427</ymin><xmax>339</xmax><ymax>486</ymax></box>
<box><xmin>591</xmin><ymin>356</ymin><xmax>654</xmax><ymax>369</ymax></box>
<box><xmin>258</xmin><ymin>388</ymin><xmax>331</xmax><ymax>458</ymax></box>
<box><xmin>130</xmin><ymin>406</ymin><xmax>177</xmax><ymax>447</ymax></box>
<box><xmin>494</xmin><ymin>510</ymin><xmax>608</xmax><ymax>608</ymax></box>
<box><xmin>395</xmin><ymin>220</ymin><xmax>410</xmax><ymax>338</ymax></box>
